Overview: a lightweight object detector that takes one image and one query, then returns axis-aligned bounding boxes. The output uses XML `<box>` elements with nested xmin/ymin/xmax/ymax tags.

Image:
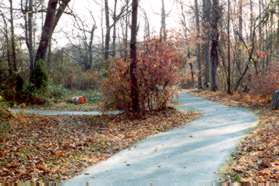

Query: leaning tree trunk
<box><xmin>35</xmin><ymin>0</ymin><xmax>58</xmax><ymax>62</ymax></box>
<box><xmin>30</xmin><ymin>0</ymin><xmax>71</xmax><ymax>90</ymax></box>
<box><xmin>272</xmin><ymin>90</ymin><xmax>279</xmax><ymax>110</ymax></box>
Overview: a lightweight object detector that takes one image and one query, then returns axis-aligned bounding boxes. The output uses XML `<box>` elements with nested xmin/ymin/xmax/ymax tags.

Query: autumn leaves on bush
<box><xmin>102</xmin><ymin>39</ymin><xmax>182</xmax><ymax>112</ymax></box>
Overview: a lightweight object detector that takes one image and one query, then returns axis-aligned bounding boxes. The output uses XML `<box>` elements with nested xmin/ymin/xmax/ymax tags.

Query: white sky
<box><xmin>53</xmin><ymin>0</ymin><xmax>191</xmax><ymax>47</ymax></box>
<box><xmin>0</xmin><ymin>0</ymin><xmax>197</xmax><ymax>49</ymax></box>
<box><xmin>0</xmin><ymin>0</ymin><xmax>260</xmax><ymax>48</ymax></box>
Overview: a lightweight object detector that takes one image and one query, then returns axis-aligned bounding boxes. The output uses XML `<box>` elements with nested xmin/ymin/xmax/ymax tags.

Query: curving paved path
<box><xmin>10</xmin><ymin>109</ymin><xmax>120</xmax><ymax>116</ymax></box>
<box><xmin>60</xmin><ymin>92</ymin><xmax>257</xmax><ymax>186</ymax></box>
<box><xmin>11</xmin><ymin>93</ymin><xmax>257</xmax><ymax>185</ymax></box>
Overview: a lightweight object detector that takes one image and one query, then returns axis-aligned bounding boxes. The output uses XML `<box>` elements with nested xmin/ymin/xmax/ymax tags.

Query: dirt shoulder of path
<box><xmin>0</xmin><ymin>108</ymin><xmax>199</xmax><ymax>183</ymax></box>
<box><xmin>187</xmin><ymin>89</ymin><xmax>279</xmax><ymax>182</ymax></box>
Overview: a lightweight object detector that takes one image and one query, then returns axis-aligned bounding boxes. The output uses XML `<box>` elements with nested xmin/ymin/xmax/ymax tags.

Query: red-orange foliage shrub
<box><xmin>102</xmin><ymin>39</ymin><xmax>182</xmax><ymax>111</ymax></box>
<box><xmin>249</xmin><ymin>63</ymin><xmax>279</xmax><ymax>98</ymax></box>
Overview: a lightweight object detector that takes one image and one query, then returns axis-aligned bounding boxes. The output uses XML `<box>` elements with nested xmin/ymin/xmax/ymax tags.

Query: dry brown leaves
<box><xmin>228</xmin><ymin>110</ymin><xmax>279</xmax><ymax>182</ymax></box>
<box><xmin>188</xmin><ymin>89</ymin><xmax>270</xmax><ymax>108</ymax></box>
<box><xmin>0</xmin><ymin>109</ymin><xmax>199</xmax><ymax>183</ymax></box>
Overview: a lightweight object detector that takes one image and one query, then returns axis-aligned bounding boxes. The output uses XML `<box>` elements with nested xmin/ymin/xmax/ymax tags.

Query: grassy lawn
<box><xmin>17</xmin><ymin>88</ymin><xmax>102</xmax><ymax>112</ymax></box>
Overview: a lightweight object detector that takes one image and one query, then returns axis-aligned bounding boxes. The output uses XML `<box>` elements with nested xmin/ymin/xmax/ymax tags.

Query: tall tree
<box><xmin>71</xmin><ymin>12</ymin><xmax>97</xmax><ymax>70</ymax></box>
<box><xmin>143</xmin><ymin>9</ymin><xmax>150</xmax><ymax>40</ymax></box>
<box><xmin>130</xmin><ymin>0</ymin><xmax>140</xmax><ymax>113</ymax></box>
<box><xmin>194</xmin><ymin>0</ymin><xmax>203</xmax><ymax>89</ymax></box>
<box><xmin>8</xmin><ymin>0</ymin><xmax>17</xmax><ymax>73</ymax></box>
<box><xmin>112</xmin><ymin>0</ymin><xmax>118</xmax><ymax>57</ymax></box>
<box><xmin>35</xmin><ymin>0</ymin><xmax>70</xmax><ymax>61</ymax></box>
<box><xmin>227</xmin><ymin>0</ymin><xmax>232</xmax><ymax>94</ymax></box>
<box><xmin>31</xmin><ymin>0</ymin><xmax>71</xmax><ymax>89</ymax></box>
<box><xmin>104</xmin><ymin>0</ymin><xmax>110</xmax><ymax>60</ymax></box>
<box><xmin>104</xmin><ymin>0</ymin><xmax>128</xmax><ymax>59</ymax></box>
<box><xmin>201</xmin><ymin>0</ymin><xmax>211</xmax><ymax>88</ymax></box>
<box><xmin>277</xmin><ymin>3</ymin><xmax>279</xmax><ymax>48</ymax></box>
<box><xmin>210</xmin><ymin>0</ymin><xmax>220</xmax><ymax>91</ymax></box>
<box><xmin>0</xmin><ymin>12</ymin><xmax>12</xmax><ymax>75</ymax></box>
<box><xmin>21</xmin><ymin>0</ymin><xmax>35</xmax><ymax>75</ymax></box>
<box><xmin>160</xmin><ymin>0</ymin><xmax>167</xmax><ymax>41</ymax></box>
<box><xmin>235</xmin><ymin>0</ymin><xmax>243</xmax><ymax>77</ymax></box>
<box><xmin>178</xmin><ymin>0</ymin><xmax>189</xmax><ymax>38</ymax></box>
<box><xmin>123</xmin><ymin>0</ymin><xmax>130</xmax><ymax>60</ymax></box>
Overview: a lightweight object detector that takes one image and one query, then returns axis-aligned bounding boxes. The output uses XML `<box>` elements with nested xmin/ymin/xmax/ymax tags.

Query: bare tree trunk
<box><xmin>88</xmin><ymin>25</ymin><xmax>96</xmax><ymax>69</ymax></box>
<box><xmin>201</xmin><ymin>0</ymin><xmax>211</xmax><ymax>88</ymax></box>
<box><xmin>249</xmin><ymin>0</ymin><xmax>258</xmax><ymax>74</ymax></box>
<box><xmin>22</xmin><ymin>0</ymin><xmax>35</xmax><ymax>75</ymax></box>
<box><xmin>9</xmin><ymin>0</ymin><xmax>17</xmax><ymax>72</ymax></box>
<box><xmin>277</xmin><ymin>4</ymin><xmax>279</xmax><ymax>52</ymax></box>
<box><xmin>189</xmin><ymin>63</ymin><xmax>195</xmax><ymax>86</ymax></box>
<box><xmin>31</xmin><ymin>0</ymin><xmax>71</xmax><ymax>89</ymax></box>
<box><xmin>101</xmin><ymin>0</ymin><xmax>105</xmax><ymax>54</ymax></box>
<box><xmin>160</xmin><ymin>0</ymin><xmax>167</xmax><ymax>41</ymax></box>
<box><xmin>130</xmin><ymin>0</ymin><xmax>140</xmax><ymax>113</ymax></box>
<box><xmin>143</xmin><ymin>9</ymin><xmax>150</xmax><ymax>40</ymax></box>
<box><xmin>227</xmin><ymin>0</ymin><xmax>232</xmax><ymax>94</ymax></box>
<box><xmin>124</xmin><ymin>0</ymin><xmax>130</xmax><ymax>60</ymax></box>
<box><xmin>112</xmin><ymin>0</ymin><xmax>118</xmax><ymax>57</ymax></box>
<box><xmin>179</xmin><ymin>0</ymin><xmax>189</xmax><ymax>39</ymax></box>
<box><xmin>265</xmin><ymin>0</ymin><xmax>273</xmax><ymax>70</ymax></box>
<box><xmin>210</xmin><ymin>0</ymin><xmax>220</xmax><ymax>91</ymax></box>
<box><xmin>194</xmin><ymin>0</ymin><xmax>202</xmax><ymax>89</ymax></box>
<box><xmin>27</xmin><ymin>0</ymin><xmax>34</xmax><ymax>73</ymax></box>
<box><xmin>104</xmin><ymin>0</ymin><xmax>111</xmax><ymax>60</ymax></box>
<box><xmin>47</xmin><ymin>38</ymin><xmax>53</xmax><ymax>70</ymax></box>
<box><xmin>234</xmin><ymin>0</ymin><xmax>243</xmax><ymax>78</ymax></box>
<box><xmin>35</xmin><ymin>0</ymin><xmax>58</xmax><ymax>61</ymax></box>
<box><xmin>258</xmin><ymin>0</ymin><xmax>264</xmax><ymax>71</ymax></box>
<box><xmin>41</xmin><ymin>0</ymin><xmax>70</xmax><ymax>57</ymax></box>
<box><xmin>0</xmin><ymin>13</ymin><xmax>12</xmax><ymax>75</ymax></box>
<box><xmin>234</xmin><ymin>24</ymin><xmax>257</xmax><ymax>91</ymax></box>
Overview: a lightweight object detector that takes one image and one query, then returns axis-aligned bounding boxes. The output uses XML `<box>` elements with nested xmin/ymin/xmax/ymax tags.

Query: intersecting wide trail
<box><xmin>60</xmin><ymin>92</ymin><xmax>256</xmax><ymax>186</ymax></box>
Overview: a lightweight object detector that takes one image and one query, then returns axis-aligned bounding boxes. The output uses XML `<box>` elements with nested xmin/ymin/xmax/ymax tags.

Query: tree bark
<box><xmin>130</xmin><ymin>0</ymin><xmax>140</xmax><ymax>113</ymax></box>
<box><xmin>104</xmin><ymin>0</ymin><xmax>111</xmax><ymax>60</ymax></box>
<box><xmin>112</xmin><ymin>0</ymin><xmax>118</xmax><ymax>57</ymax></box>
<box><xmin>9</xmin><ymin>0</ymin><xmax>17</xmax><ymax>72</ymax></box>
<box><xmin>88</xmin><ymin>25</ymin><xmax>96</xmax><ymax>69</ymax></box>
<box><xmin>235</xmin><ymin>0</ymin><xmax>243</xmax><ymax>78</ymax></box>
<box><xmin>35</xmin><ymin>0</ymin><xmax>59</xmax><ymax>61</ymax></box>
<box><xmin>31</xmin><ymin>0</ymin><xmax>71</xmax><ymax>89</ymax></box>
<box><xmin>210</xmin><ymin>0</ymin><xmax>220</xmax><ymax>91</ymax></box>
<box><xmin>227</xmin><ymin>0</ymin><xmax>232</xmax><ymax>94</ymax></box>
<box><xmin>160</xmin><ymin>0</ymin><xmax>167</xmax><ymax>41</ymax></box>
<box><xmin>0</xmin><ymin>12</ymin><xmax>12</xmax><ymax>75</ymax></box>
<box><xmin>124</xmin><ymin>0</ymin><xmax>130</xmax><ymax>60</ymax></box>
<box><xmin>143</xmin><ymin>10</ymin><xmax>150</xmax><ymax>40</ymax></box>
<box><xmin>37</xmin><ymin>0</ymin><xmax>71</xmax><ymax>61</ymax></box>
<box><xmin>22</xmin><ymin>0</ymin><xmax>35</xmax><ymax>75</ymax></box>
<box><xmin>194</xmin><ymin>0</ymin><xmax>203</xmax><ymax>89</ymax></box>
<box><xmin>201</xmin><ymin>0</ymin><xmax>211</xmax><ymax>88</ymax></box>
<box><xmin>272</xmin><ymin>90</ymin><xmax>279</xmax><ymax>110</ymax></box>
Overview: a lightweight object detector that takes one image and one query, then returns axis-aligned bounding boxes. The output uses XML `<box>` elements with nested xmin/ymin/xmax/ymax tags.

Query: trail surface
<box><xmin>14</xmin><ymin>93</ymin><xmax>258</xmax><ymax>186</ymax></box>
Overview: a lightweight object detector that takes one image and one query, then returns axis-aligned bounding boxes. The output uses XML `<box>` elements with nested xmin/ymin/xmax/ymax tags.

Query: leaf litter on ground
<box><xmin>0</xmin><ymin>108</ymin><xmax>199</xmax><ymax>183</ymax></box>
